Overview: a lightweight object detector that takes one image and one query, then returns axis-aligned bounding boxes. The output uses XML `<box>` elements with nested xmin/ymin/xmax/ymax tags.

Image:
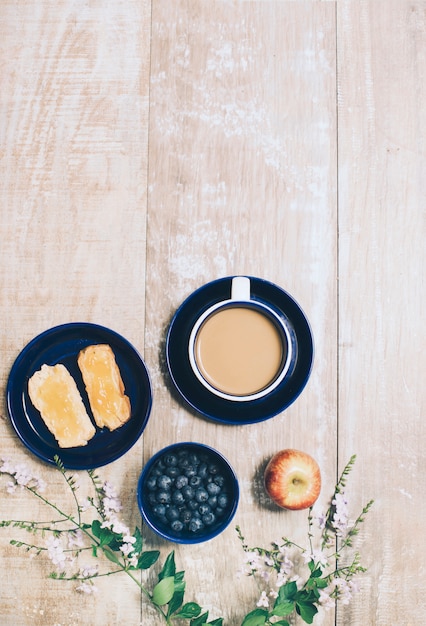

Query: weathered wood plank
<box><xmin>0</xmin><ymin>1</ymin><xmax>151</xmax><ymax>624</ymax></box>
<box><xmin>337</xmin><ymin>1</ymin><xmax>426</xmax><ymax>624</ymax></box>
<box><xmin>145</xmin><ymin>2</ymin><xmax>337</xmax><ymax>624</ymax></box>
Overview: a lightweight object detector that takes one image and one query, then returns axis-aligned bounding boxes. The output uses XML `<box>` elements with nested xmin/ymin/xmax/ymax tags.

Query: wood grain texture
<box><xmin>0</xmin><ymin>1</ymin><xmax>150</xmax><ymax>624</ymax></box>
<box><xmin>0</xmin><ymin>1</ymin><xmax>424</xmax><ymax>625</ymax></box>
<box><xmin>145</xmin><ymin>2</ymin><xmax>337</xmax><ymax>624</ymax></box>
<box><xmin>337</xmin><ymin>2</ymin><xmax>426</xmax><ymax>624</ymax></box>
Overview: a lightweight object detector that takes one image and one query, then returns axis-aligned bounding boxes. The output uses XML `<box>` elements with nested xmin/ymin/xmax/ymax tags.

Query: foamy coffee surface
<box><xmin>194</xmin><ymin>306</ymin><xmax>285</xmax><ymax>396</ymax></box>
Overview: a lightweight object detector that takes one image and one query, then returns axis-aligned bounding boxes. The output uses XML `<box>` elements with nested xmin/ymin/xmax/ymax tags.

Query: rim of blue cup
<box><xmin>137</xmin><ymin>442</ymin><xmax>239</xmax><ymax>544</ymax></box>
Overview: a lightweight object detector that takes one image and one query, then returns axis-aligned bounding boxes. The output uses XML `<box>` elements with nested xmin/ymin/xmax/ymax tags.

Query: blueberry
<box><xmin>184</xmin><ymin>465</ymin><xmax>197</xmax><ymax>478</ymax></box>
<box><xmin>166</xmin><ymin>506</ymin><xmax>180</xmax><ymax>521</ymax></box>
<box><xmin>198</xmin><ymin>463</ymin><xmax>208</xmax><ymax>479</ymax></box>
<box><xmin>208</xmin><ymin>495</ymin><xmax>218</xmax><ymax>508</ymax></box>
<box><xmin>181</xmin><ymin>485</ymin><xmax>195</xmax><ymax>501</ymax></box>
<box><xmin>180</xmin><ymin>508</ymin><xmax>192</xmax><ymax>524</ymax></box>
<box><xmin>198</xmin><ymin>503</ymin><xmax>211</xmax><ymax>516</ymax></box>
<box><xmin>189</xmin><ymin>517</ymin><xmax>204</xmax><ymax>533</ymax></box>
<box><xmin>152</xmin><ymin>504</ymin><xmax>166</xmax><ymax>517</ymax></box>
<box><xmin>215</xmin><ymin>507</ymin><xmax>224</xmax><ymax>517</ymax></box>
<box><xmin>217</xmin><ymin>493</ymin><xmax>229</xmax><ymax>509</ymax></box>
<box><xmin>177</xmin><ymin>453</ymin><xmax>190</xmax><ymax>469</ymax></box>
<box><xmin>171</xmin><ymin>490</ymin><xmax>185</xmax><ymax>505</ymax></box>
<box><xmin>208</xmin><ymin>463</ymin><xmax>220</xmax><ymax>475</ymax></box>
<box><xmin>166</xmin><ymin>466</ymin><xmax>180</xmax><ymax>478</ymax></box>
<box><xmin>146</xmin><ymin>475</ymin><xmax>157</xmax><ymax>491</ymax></box>
<box><xmin>202</xmin><ymin>512</ymin><xmax>216</xmax><ymax>526</ymax></box>
<box><xmin>189</xmin><ymin>452</ymin><xmax>200</xmax><ymax>464</ymax></box>
<box><xmin>146</xmin><ymin>492</ymin><xmax>157</xmax><ymax>505</ymax></box>
<box><xmin>156</xmin><ymin>491</ymin><xmax>171</xmax><ymax>505</ymax></box>
<box><xmin>157</xmin><ymin>475</ymin><xmax>172</xmax><ymax>490</ymax></box>
<box><xmin>214</xmin><ymin>475</ymin><xmax>226</xmax><ymax>488</ymax></box>
<box><xmin>164</xmin><ymin>453</ymin><xmax>178</xmax><ymax>466</ymax></box>
<box><xmin>170</xmin><ymin>519</ymin><xmax>184</xmax><ymax>532</ymax></box>
<box><xmin>206</xmin><ymin>482</ymin><xmax>221</xmax><ymax>496</ymax></box>
<box><xmin>188</xmin><ymin>499</ymin><xmax>198</xmax><ymax>511</ymax></box>
<box><xmin>195</xmin><ymin>488</ymin><xmax>209</xmax><ymax>503</ymax></box>
<box><xmin>175</xmin><ymin>475</ymin><xmax>189</xmax><ymax>490</ymax></box>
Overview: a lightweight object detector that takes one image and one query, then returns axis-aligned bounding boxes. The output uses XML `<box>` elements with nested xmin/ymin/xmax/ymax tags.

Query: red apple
<box><xmin>264</xmin><ymin>449</ymin><xmax>321</xmax><ymax>510</ymax></box>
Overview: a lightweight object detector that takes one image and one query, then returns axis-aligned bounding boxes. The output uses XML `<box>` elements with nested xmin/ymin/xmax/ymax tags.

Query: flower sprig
<box><xmin>0</xmin><ymin>455</ymin><xmax>223</xmax><ymax>625</ymax></box>
<box><xmin>236</xmin><ymin>455</ymin><xmax>373</xmax><ymax>625</ymax></box>
<box><xmin>0</xmin><ymin>454</ymin><xmax>372</xmax><ymax>625</ymax></box>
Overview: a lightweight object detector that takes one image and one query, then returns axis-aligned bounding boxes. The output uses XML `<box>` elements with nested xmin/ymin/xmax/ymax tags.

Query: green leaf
<box><xmin>159</xmin><ymin>551</ymin><xmax>176</xmax><ymax>580</ymax></box>
<box><xmin>132</xmin><ymin>526</ymin><xmax>143</xmax><ymax>555</ymax></box>
<box><xmin>152</xmin><ymin>576</ymin><xmax>175</xmax><ymax>606</ymax></box>
<box><xmin>314</xmin><ymin>578</ymin><xmax>328</xmax><ymax>589</ymax></box>
<box><xmin>273</xmin><ymin>622</ymin><xmax>289</xmax><ymax>626</ymax></box>
<box><xmin>277</xmin><ymin>581</ymin><xmax>298</xmax><ymax>602</ymax></box>
<box><xmin>208</xmin><ymin>619</ymin><xmax>224</xmax><ymax>626</ymax></box>
<box><xmin>102</xmin><ymin>546</ymin><xmax>122</xmax><ymax>565</ymax></box>
<box><xmin>271</xmin><ymin>600</ymin><xmax>294</xmax><ymax>616</ymax></box>
<box><xmin>175</xmin><ymin>603</ymin><xmax>202</xmax><ymax>619</ymax></box>
<box><xmin>167</xmin><ymin>572</ymin><xmax>186</xmax><ymax>616</ymax></box>
<box><xmin>137</xmin><ymin>550</ymin><xmax>160</xmax><ymax>570</ymax></box>
<box><xmin>92</xmin><ymin>520</ymin><xmax>119</xmax><ymax>548</ymax></box>
<box><xmin>310</xmin><ymin>567</ymin><xmax>322</xmax><ymax>578</ymax></box>
<box><xmin>91</xmin><ymin>519</ymin><xmax>102</xmax><ymax>538</ymax></box>
<box><xmin>191</xmin><ymin>611</ymin><xmax>209</xmax><ymax>625</ymax></box>
<box><xmin>295</xmin><ymin>602</ymin><xmax>318</xmax><ymax>624</ymax></box>
<box><xmin>241</xmin><ymin>608</ymin><xmax>268</xmax><ymax>626</ymax></box>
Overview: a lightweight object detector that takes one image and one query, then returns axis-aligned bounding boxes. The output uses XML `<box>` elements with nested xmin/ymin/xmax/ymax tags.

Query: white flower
<box><xmin>128</xmin><ymin>554</ymin><xmax>139</xmax><ymax>568</ymax></box>
<box><xmin>67</xmin><ymin>530</ymin><xmax>84</xmax><ymax>549</ymax></box>
<box><xmin>79</xmin><ymin>565</ymin><xmax>98</xmax><ymax>578</ymax></box>
<box><xmin>120</xmin><ymin>542</ymin><xmax>135</xmax><ymax>557</ymax></box>
<box><xmin>319</xmin><ymin>588</ymin><xmax>335</xmax><ymax>610</ymax></box>
<box><xmin>302</xmin><ymin>549</ymin><xmax>329</xmax><ymax>569</ymax></box>
<box><xmin>79</xmin><ymin>498</ymin><xmax>92</xmax><ymax>512</ymax></box>
<box><xmin>256</xmin><ymin>591</ymin><xmax>269</xmax><ymax>608</ymax></box>
<box><xmin>6</xmin><ymin>481</ymin><xmax>17</xmax><ymax>494</ymax></box>
<box><xmin>331</xmin><ymin>492</ymin><xmax>349</xmax><ymax>536</ymax></box>
<box><xmin>314</xmin><ymin>510</ymin><xmax>327</xmax><ymax>530</ymax></box>
<box><xmin>46</xmin><ymin>536</ymin><xmax>68</xmax><ymax>570</ymax></box>
<box><xmin>76</xmin><ymin>581</ymin><xmax>98</xmax><ymax>594</ymax></box>
<box><xmin>1</xmin><ymin>460</ymin><xmax>46</xmax><ymax>492</ymax></box>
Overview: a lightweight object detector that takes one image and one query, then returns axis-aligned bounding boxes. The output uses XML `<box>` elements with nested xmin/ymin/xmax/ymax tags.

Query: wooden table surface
<box><xmin>1</xmin><ymin>2</ymin><xmax>424</xmax><ymax>625</ymax></box>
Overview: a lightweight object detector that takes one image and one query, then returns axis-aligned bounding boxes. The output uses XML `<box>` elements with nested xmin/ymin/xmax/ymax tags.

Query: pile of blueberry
<box><xmin>143</xmin><ymin>446</ymin><xmax>233</xmax><ymax>536</ymax></box>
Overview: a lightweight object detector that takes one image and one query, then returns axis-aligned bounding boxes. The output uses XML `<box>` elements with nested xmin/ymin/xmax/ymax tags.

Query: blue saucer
<box><xmin>166</xmin><ymin>276</ymin><xmax>314</xmax><ymax>425</ymax></box>
<box><xmin>6</xmin><ymin>323</ymin><xmax>152</xmax><ymax>469</ymax></box>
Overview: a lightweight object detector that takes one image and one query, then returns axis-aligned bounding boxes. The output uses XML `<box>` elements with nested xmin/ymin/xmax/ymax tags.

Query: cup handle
<box><xmin>231</xmin><ymin>276</ymin><xmax>251</xmax><ymax>301</ymax></box>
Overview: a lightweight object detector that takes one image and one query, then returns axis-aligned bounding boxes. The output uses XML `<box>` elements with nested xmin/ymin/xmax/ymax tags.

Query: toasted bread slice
<box><xmin>77</xmin><ymin>344</ymin><xmax>131</xmax><ymax>431</ymax></box>
<box><xmin>28</xmin><ymin>363</ymin><xmax>96</xmax><ymax>448</ymax></box>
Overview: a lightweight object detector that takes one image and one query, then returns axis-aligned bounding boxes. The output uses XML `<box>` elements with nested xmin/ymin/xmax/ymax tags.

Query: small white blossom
<box><xmin>67</xmin><ymin>530</ymin><xmax>84</xmax><ymax>549</ymax></box>
<box><xmin>256</xmin><ymin>591</ymin><xmax>269</xmax><ymax>608</ymax></box>
<box><xmin>120</xmin><ymin>542</ymin><xmax>135</xmax><ymax>557</ymax></box>
<box><xmin>46</xmin><ymin>536</ymin><xmax>68</xmax><ymax>570</ymax></box>
<box><xmin>1</xmin><ymin>459</ymin><xmax>46</xmax><ymax>492</ymax></box>
<box><xmin>319</xmin><ymin>588</ymin><xmax>335</xmax><ymax>610</ymax></box>
<box><xmin>302</xmin><ymin>549</ymin><xmax>329</xmax><ymax>569</ymax></box>
<box><xmin>76</xmin><ymin>581</ymin><xmax>98</xmax><ymax>594</ymax></box>
<box><xmin>128</xmin><ymin>554</ymin><xmax>139</xmax><ymax>568</ymax></box>
<box><xmin>331</xmin><ymin>492</ymin><xmax>349</xmax><ymax>536</ymax></box>
<box><xmin>79</xmin><ymin>565</ymin><xmax>98</xmax><ymax>578</ymax></box>
<box><xmin>314</xmin><ymin>509</ymin><xmax>327</xmax><ymax>530</ymax></box>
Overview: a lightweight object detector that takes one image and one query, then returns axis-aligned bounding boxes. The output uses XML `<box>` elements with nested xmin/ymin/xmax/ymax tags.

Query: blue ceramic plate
<box><xmin>6</xmin><ymin>323</ymin><xmax>152</xmax><ymax>469</ymax></box>
<box><xmin>166</xmin><ymin>276</ymin><xmax>314</xmax><ymax>424</ymax></box>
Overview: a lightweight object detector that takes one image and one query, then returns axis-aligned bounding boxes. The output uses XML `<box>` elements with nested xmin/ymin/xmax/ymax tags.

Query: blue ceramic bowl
<box><xmin>137</xmin><ymin>442</ymin><xmax>239</xmax><ymax>544</ymax></box>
